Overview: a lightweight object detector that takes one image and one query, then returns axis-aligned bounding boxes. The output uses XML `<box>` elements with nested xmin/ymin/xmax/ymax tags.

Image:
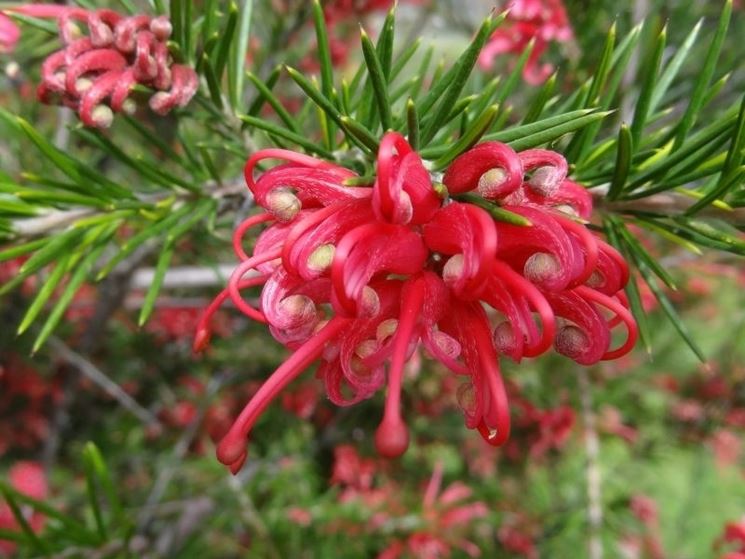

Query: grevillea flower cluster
<box><xmin>196</xmin><ymin>132</ymin><xmax>637</xmax><ymax>474</ymax></box>
<box><xmin>6</xmin><ymin>5</ymin><xmax>198</xmax><ymax>127</ymax></box>
<box><xmin>478</xmin><ymin>0</ymin><xmax>573</xmax><ymax>84</ymax></box>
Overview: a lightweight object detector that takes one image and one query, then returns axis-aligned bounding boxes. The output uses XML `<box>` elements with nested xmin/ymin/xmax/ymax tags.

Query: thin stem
<box><xmin>578</xmin><ymin>368</ymin><xmax>603</xmax><ymax>559</ymax></box>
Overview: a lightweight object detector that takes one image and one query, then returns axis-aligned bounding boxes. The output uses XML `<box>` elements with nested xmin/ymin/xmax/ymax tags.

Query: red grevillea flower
<box><xmin>478</xmin><ymin>0</ymin><xmax>573</xmax><ymax>84</ymax></box>
<box><xmin>0</xmin><ymin>12</ymin><xmax>20</xmax><ymax>53</ymax></box>
<box><xmin>196</xmin><ymin>133</ymin><xmax>637</xmax><ymax>474</ymax></box>
<box><xmin>0</xmin><ymin>461</ymin><xmax>48</xmax><ymax>556</ymax></box>
<box><xmin>378</xmin><ymin>462</ymin><xmax>488</xmax><ymax>559</ymax></box>
<box><xmin>7</xmin><ymin>5</ymin><xmax>197</xmax><ymax>127</ymax></box>
<box><xmin>718</xmin><ymin>518</ymin><xmax>745</xmax><ymax>559</ymax></box>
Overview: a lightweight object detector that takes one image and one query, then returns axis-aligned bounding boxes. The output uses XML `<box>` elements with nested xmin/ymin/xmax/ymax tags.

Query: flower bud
<box><xmin>431</xmin><ymin>330</ymin><xmax>461</xmax><ymax>359</ymax></box>
<box><xmin>477</xmin><ymin>167</ymin><xmax>511</xmax><ymax>199</ymax></box>
<box><xmin>376</xmin><ymin>319</ymin><xmax>399</xmax><ymax>343</ymax></box>
<box><xmin>359</xmin><ymin>286</ymin><xmax>380</xmax><ymax>318</ymax></box>
<box><xmin>442</xmin><ymin>254</ymin><xmax>465</xmax><ymax>286</ymax></box>
<box><xmin>457</xmin><ymin>382</ymin><xmax>478</xmax><ymax>416</ymax></box>
<box><xmin>493</xmin><ymin>321</ymin><xmax>517</xmax><ymax>354</ymax></box>
<box><xmin>524</xmin><ymin>252</ymin><xmax>560</xmax><ymax>286</ymax></box>
<box><xmin>307</xmin><ymin>244</ymin><xmax>335</xmax><ymax>273</ymax></box>
<box><xmin>266</xmin><ymin>187</ymin><xmax>301</xmax><ymax>222</ymax></box>
<box><xmin>90</xmin><ymin>105</ymin><xmax>114</xmax><ymax>128</ymax></box>
<box><xmin>555</xmin><ymin>324</ymin><xmax>589</xmax><ymax>360</ymax></box>
<box><xmin>150</xmin><ymin>16</ymin><xmax>173</xmax><ymax>41</ymax></box>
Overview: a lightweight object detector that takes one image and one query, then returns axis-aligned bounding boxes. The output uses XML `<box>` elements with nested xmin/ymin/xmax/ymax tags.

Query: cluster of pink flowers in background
<box><xmin>0</xmin><ymin>461</ymin><xmax>48</xmax><ymax>557</ymax></box>
<box><xmin>718</xmin><ymin>517</ymin><xmax>745</xmax><ymax>559</ymax></box>
<box><xmin>3</xmin><ymin>5</ymin><xmax>197</xmax><ymax>127</ymax></box>
<box><xmin>0</xmin><ymin>12</ymin><xmax>20</xmax><ymax>53</ymax></box>
<box><xmin>288</xmin><ymin>447</ymin><xmax>489</xmax><ymax>559</ymax></box>
<box><xmin>479</xmin><ymin>0</ymin><xmax>573</xmax><ymax>84</ymax></box>
<box><xmin>0</xmin><ymin>356</ymin><xmax>61</xmax><ymax>456</ymax></box>
<box><xmin>195</xmin><ymin>132</ymin><xmax>637</xmax><ymax>474</ymax></box>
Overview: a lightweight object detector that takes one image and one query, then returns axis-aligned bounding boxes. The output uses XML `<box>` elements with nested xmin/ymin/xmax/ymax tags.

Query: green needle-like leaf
<box><xmin>17</xmin><ymin>228</ymin><xmax>84</xmax><ymax>278</ymax></box>
<box><xmin>616</xmin><ymin>221</ymin><xmax>677</xmax><ymax>290</ymax></box>
<box><xmin>33</xmin><ymin>242</ymin><xmax>109</xmax><ymax>353</ymax></box>
<box><xmin>339</xmin><ymin>117</ymin><xmax>379</xmax><ymax>152</ymax></box>
<box><xmin>523</xmin><ymin>72</ymin><xmax>556</xmax><ymax>124</ymax></box>
<box><xmin>640</xmin><ymin>263</ymin><xmax>705</xmax><ymax>362</ymax></box>
<box><xmin>420</xmin><ymin>14</ymin><xmax>500</xmax><ymax>144</ymax></box>
<box><xmin>684</xmin><ymin>166</ymin><xmax>745</xmax><ymax>215</ymax></box>
<box><xmin>213</xmin><ymin>2</ymin><xmax>238</xmax><ymax>80</ymax></box>
<box><xmin>455</xmin><ymin>194</ymin><xmax>532</xmax><ymax>227</ymax></box>
<box><xmin>484</xmin><ymin>109</ymin><xmax>594</xmax><ymax>144</ymax></box>
<box><xmin>170</xmin><ymin>0</ymin><xmax>183</xmax><ymax>54</ymax></box>
<box><xmin>166</xmin><ymin>199</ymin><xmax>216</xmax><ymax>243</ymax></box>
<box><xmin>17</xmin><ymin>256</ymin><xmax>72</xmax><ymax>335</ymax></box>
<box><xmin>247</xmin><ymin>65</ymin><xmax>281</xmax><ymax>116</ymax></box>
<box><xmin>649</xmin><ymin>19</ymin><xmax>702</xmax><ymax>114</ymax></box>
<box><xmin>286</xmin><ymin>66</ymin><xmax>343</xmax><ymax>128</ymax></box>
<box><xmin>377</xmin><ymin>5</ymin><xmax>395</xmax><ymax>81</ymax></box>
<box><xmin>139</xmin><ymin>244</ymin><xmax>175</xmax><ymax>326</ymax></box>
<box><xmin>96</xmin><ymin>205</ymin><xmax>192</xmax><ymax>281</ymax></box>
<box><xmin>230</xmin><ymin>0</ymin><xmax>253</xmax><ymax>109</ymax></box>
<box><xmin>240</xmin><ymin>115</ymin><xmax>334</xmax><ymax>158</ymax></box>
<box><xmin>0</xmin><ymin>481</ymin><xmax>96</xmax><ymax>543</ymax></box>
<box><xmin>203</xmin><ymin>54</ymin><xmax>224</xmax><ymax>109</ymax></box>
<box><xmin>312</xmin><ymin>0</ymin><xmax>335</xmax><ymax>144</ymax></box>
<box><xmin>83</xmin><ymin>443</ymin><xmax>125</xmax><ymax>530</ymax></box>
<box><xmin>630</xmin><ymin>26</ymin><xmax>666</xmax><ymax>147</ymax></box>
<box><xmin>0</xmin><ymin>486</ymin><xmax>52</xmax><ymax>554</ymax></box>
<box><xmin>494</xmin><ymin>38</ymin><xmax>535</xmax><ymax>107</ymax></box>
<box><xmin>608</xmin><ymin>124</ymin><xmax>633</xmax><ymax>201</ymax></box>
<box><xmin>672</xmin><ymin>0</ymin><xmax>731</xmax><ymax>151</ymax></box>
<box><xmin>722</xmin><ymin>92</ymin><xmax>745</xmax><ymax>178</ymax></box>
<box><xmin>586</xmin><ymin>23</ymin><xmax>616</xmax><ymax>107</ymax></box>
<box><xmin>624</xmin><ymin>273</ymin><xmax>653</xmax><ymax>355</ymax></box>
<box><xmin>0</xmin><ymin>238</ymin><xmax>48</xmax><ymax>264</ymax></box>
<box><xmin>507</xmin><ymin>111</ymin><xmax>612</xmax><ymax>152</ymax></box>
<box><xmin>246</xmin><ymin>71</ymin><xmax>298</xmax><ymax>132</ymax></box>
<box><xmin>406</xmin><ymin>98</ymin><xmax>419</xmax><ymax>150</ymax></box>
<box><xmin>82</xmin><ymin>443</ymin><xmax>108</xmax><ymax>541</ymax></box>
<box><xmin>390</xmin><ymin>37</ymin><xmax>422</xmax><ymax>82</ymax></box>
<box><xmin>360</xmin><ymin>26</ymin><xmax>392</xmax><ymax>131</ymax></box>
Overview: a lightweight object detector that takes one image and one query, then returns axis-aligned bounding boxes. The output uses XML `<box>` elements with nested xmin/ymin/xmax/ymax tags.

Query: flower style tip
<box><xmin>375</xmin><ymin>416</ymin><xmax>410</xmax><ymax>458</ymax></box>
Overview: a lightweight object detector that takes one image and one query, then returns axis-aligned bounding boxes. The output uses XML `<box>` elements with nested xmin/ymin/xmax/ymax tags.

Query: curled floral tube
<box><xmin>518</xmin><ymin>149</ymin><xmax>568</xmax><ymax>197</ymax></box>
<box><xmin>232</xmin><ymin>213</ymin><xmax>274</xmax><ymax>261</ymax></box>
<box><xmin>193</xmin><ymin>275</ymin><xmax>269</xmax><ymax>353</ymax></box>
<box><xmin>216</xmin><ymin>318</ymin><xmax>352</xmax><ymax>474</ymax></box>
<box><xmin>330</xmin><ymin>222</ymin><xmax>428</xmax><ymax>317</ymax></box>
<box><xmin>574</xmin><ymin>286</ymin><xmax>638</xmax><ymax>360</ymax></box>
<box><xmin>422</xmin><ymin>202</ymin><xmax>497</xmax><ymax>298</ymax></box>
<box><xmin>373</xmin><ymin>132</ymin><xmax>439</xmax><ymax>225</ymax></box>
<box><xmin>487</xmin><ymin>260</ymin><xmax>557</xmax><ymax>359</ymax></box>
<box><xmin>227</xmin><ymin>251</ymin><xmax>281</xmax><ymax>321</ymax></box>
<box><xmin>442</xmin><ymin>141</ymin><xmax>523</xmax><ymax>200</ymax></box>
